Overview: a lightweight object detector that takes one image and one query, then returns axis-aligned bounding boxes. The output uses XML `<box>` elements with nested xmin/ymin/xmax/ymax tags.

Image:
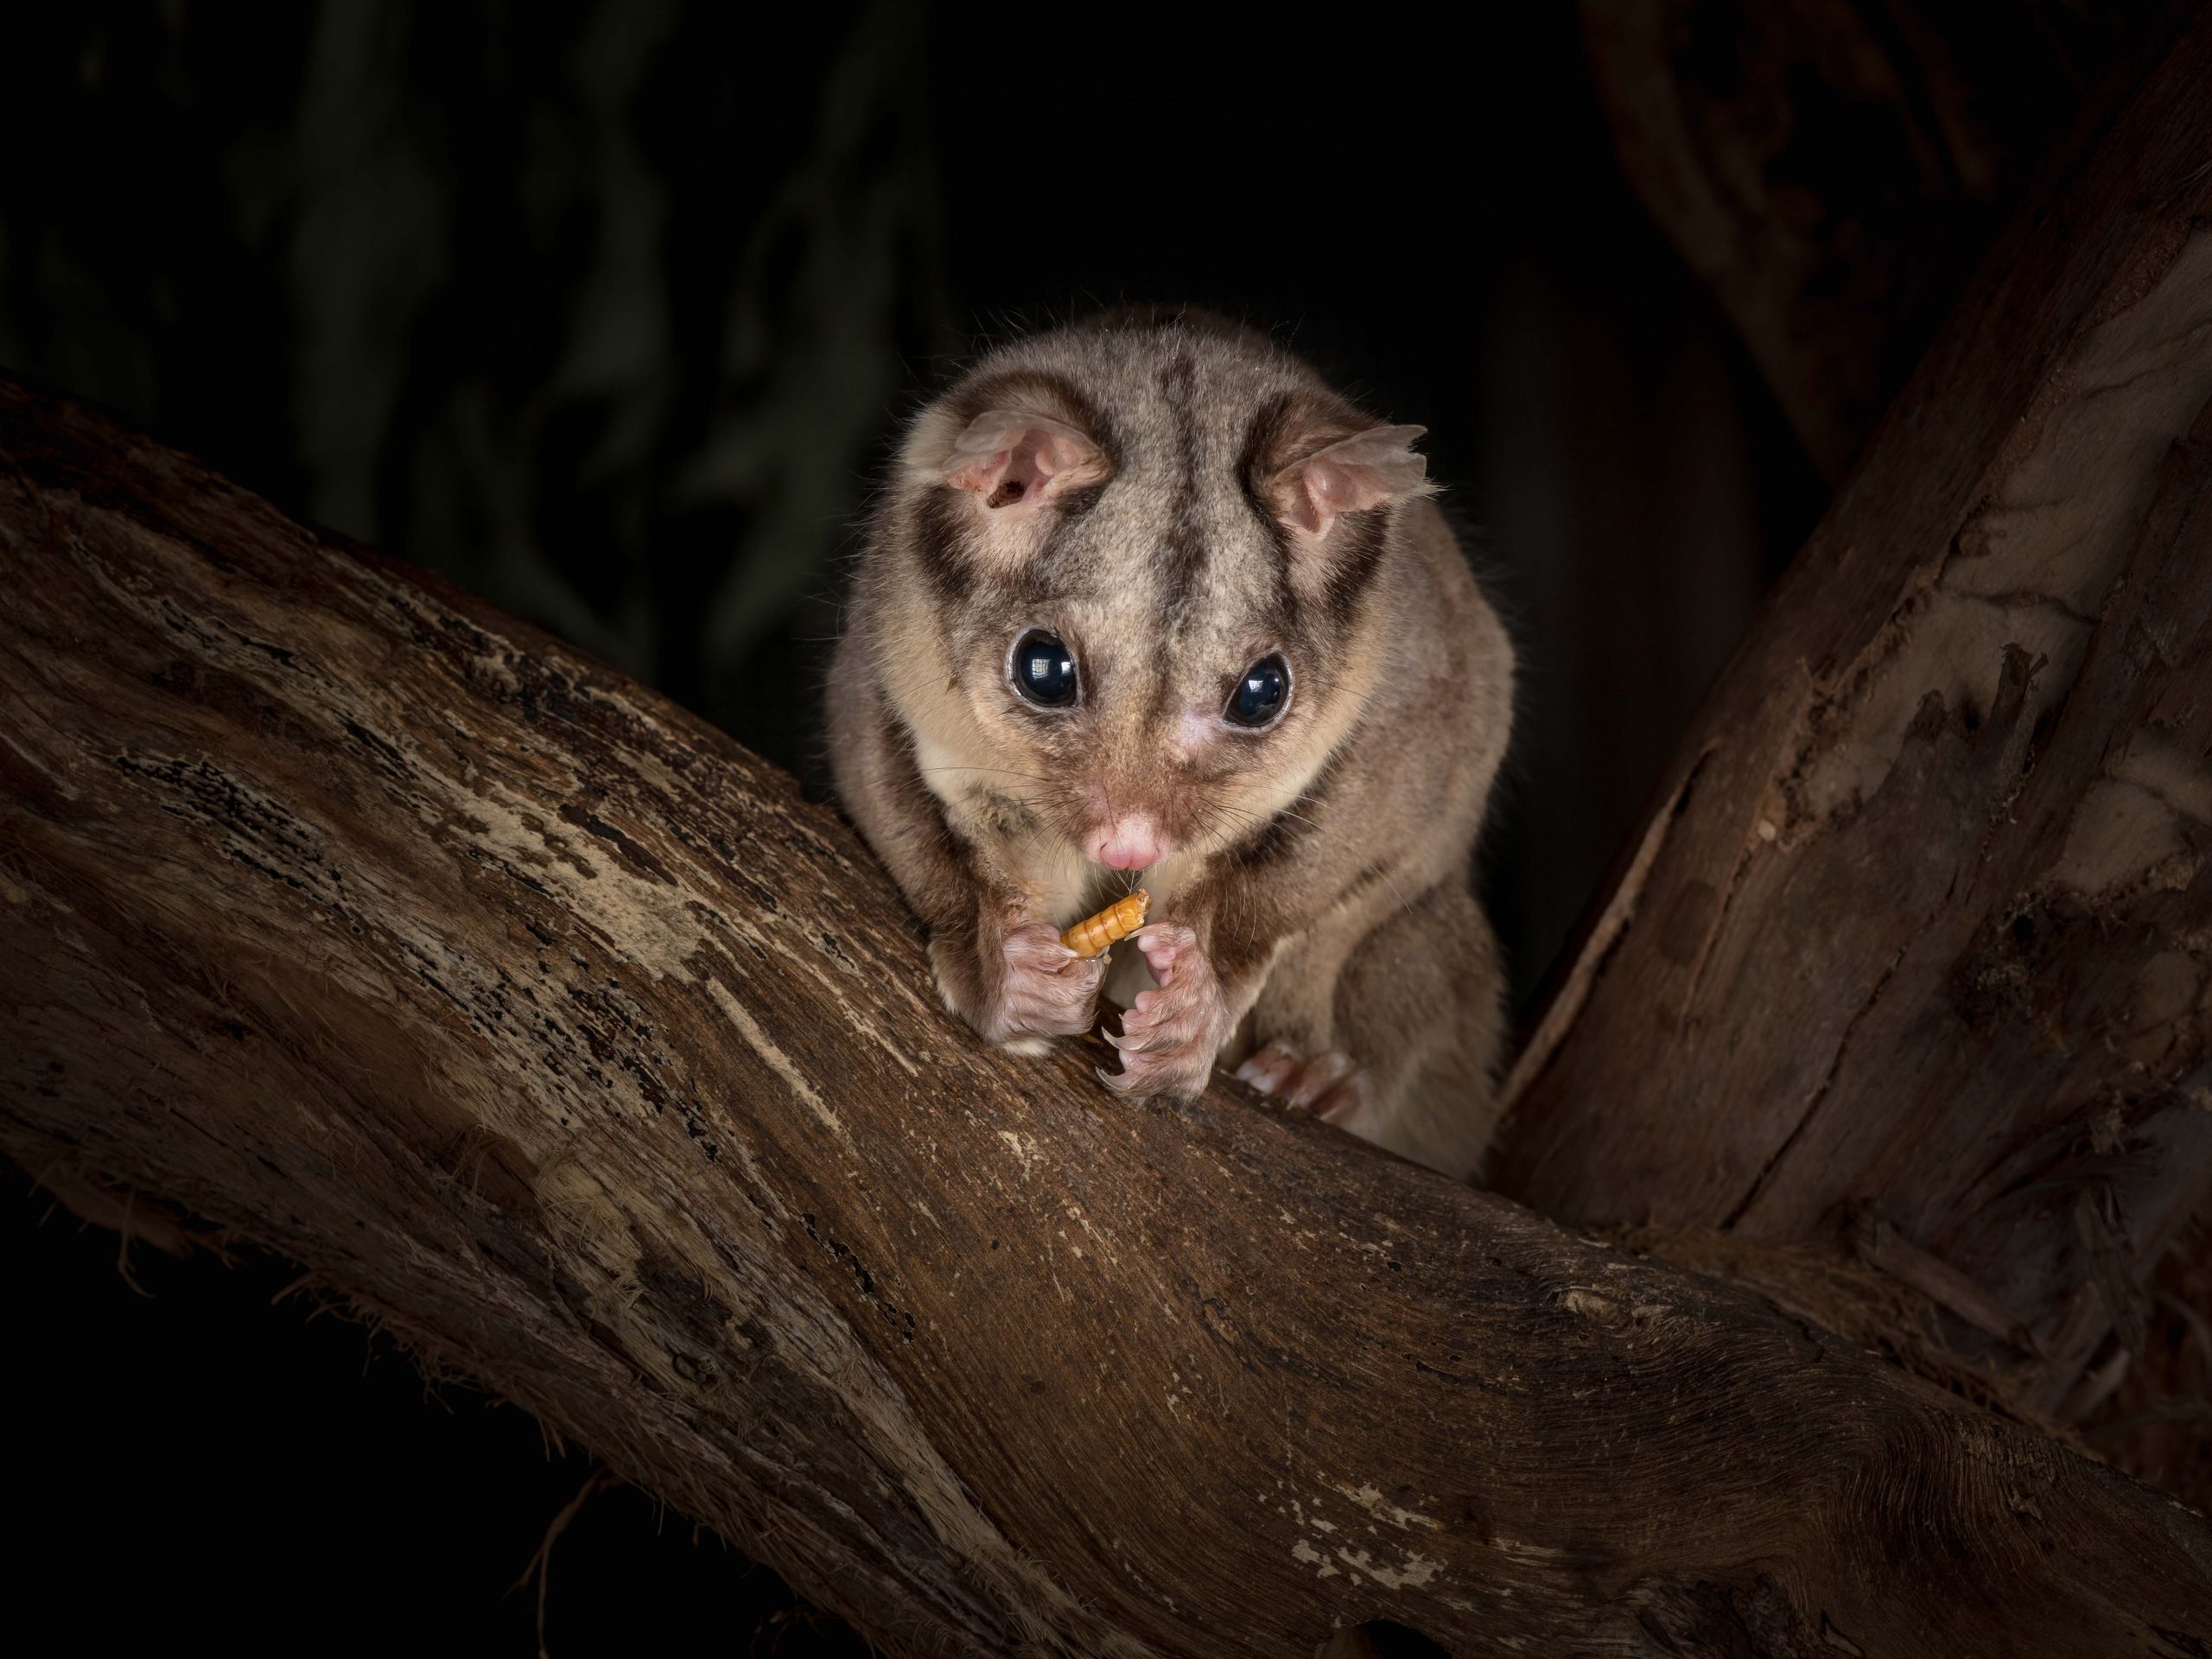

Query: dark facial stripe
<box><xmin>1020</xmin><ymin>481</ymin><xmax>1108</xmax><ymax>600</ymax></box>
<box><xmin>1342</xmin><ymin>858</ymin><xmax>1397</xmax><ymax>902</ymax></box>
<box><xmin>913</xmin><ymin>370</ymin><xmax>1122</xmax><ymax>610</ymax></box>
<box><xmin>1225</xmin><ymin>749</ymin><xmax>1343</xmax><ymax>872</ymax></box>
<box><xmin>1238</xmin><ymin>392</ymin><xmax>1300</xmax><ymax>631</ymax></box>
<box><xmin>1319</xmin><ymin>509</ymin><xmax>1389</xmax><ymax>631</ymax></box>
<box><xmin>912</xmin><ymin>487</ymin><xmax>973</xmax><ymax>606</ymax></box>
<box><xmin>1158</xmin><ymin>350</ymin><xmax>1207</xmax><ymax>615</ymax></box>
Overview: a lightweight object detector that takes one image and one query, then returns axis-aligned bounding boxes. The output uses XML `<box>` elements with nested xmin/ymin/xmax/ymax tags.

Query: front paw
<box><xmin>978</xmin><ymin>922</ymin><xmax>1106</xmax><ymax>1048</ymax></box>
<box><xmin>1101</xmin><ymin>924</ymin><xmax>1229</xmax><ymax>1099</ymax></box>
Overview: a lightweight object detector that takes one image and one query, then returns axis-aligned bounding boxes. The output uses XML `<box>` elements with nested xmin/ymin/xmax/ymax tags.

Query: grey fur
<box><xmin>829</xmin><ymin>309</ymin><xmax>1514</xmax><ymax>1179</ymax></box>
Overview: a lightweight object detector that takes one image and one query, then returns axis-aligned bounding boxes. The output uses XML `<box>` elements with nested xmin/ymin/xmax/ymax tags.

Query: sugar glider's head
<box><xmin>872</xmin><ymin>308</ymin><xmax>1436</xmax><ymax>874</ymax></box>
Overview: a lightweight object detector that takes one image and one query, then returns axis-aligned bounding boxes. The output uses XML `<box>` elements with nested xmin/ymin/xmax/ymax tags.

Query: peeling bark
<box><xmin>1497</xmin><ymin>7</ymin><xmax>2212</xmax><ymax>1417</ymax></box>
<box><xmin>4</xmin><ymin>380</ymin><xmax>2210</xmax><ymax>1654</ymax></box>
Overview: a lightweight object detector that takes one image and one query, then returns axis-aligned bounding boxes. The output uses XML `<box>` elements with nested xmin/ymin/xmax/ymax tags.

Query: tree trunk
<box><xmin>1495</xmin><ymin>2</ymin><xmax>2212</xmax><ymax>1419</ymax></box>
<box><xmin>4</xmin><ymin>378</ymin><xmax>2210</xmax><ymax>1656</ymax></box>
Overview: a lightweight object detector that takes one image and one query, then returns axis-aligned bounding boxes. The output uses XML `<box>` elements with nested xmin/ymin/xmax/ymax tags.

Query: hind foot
<box><xmin>1234</xmin><ymin>1041</ymin><xmax>1370</xmax><ymax>1125</ymax></box>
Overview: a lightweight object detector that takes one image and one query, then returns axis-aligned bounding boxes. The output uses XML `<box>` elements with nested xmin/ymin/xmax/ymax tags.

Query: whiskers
<box><xmin>1198</xmin><ymin>796</ymin><xmax>1319</xmax><ymax>846</ymax></box>
<box><xmin>915</xmin><ymin>764</ymin><xmax>1400</xmax><ymax>925</ymax></box>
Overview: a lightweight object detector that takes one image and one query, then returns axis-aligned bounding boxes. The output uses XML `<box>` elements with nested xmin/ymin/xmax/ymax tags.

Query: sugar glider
<box><xmin>827</xmin><ymin>308</ymin><xmax>1513</xmax><ymax>1179</ymax></box>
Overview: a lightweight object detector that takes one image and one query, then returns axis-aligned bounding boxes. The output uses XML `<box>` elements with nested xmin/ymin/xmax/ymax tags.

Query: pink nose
<box><xmin>1093</xmin><ymin>816</ymin><xmax>1163</xmax><ymax>871</ymax></box>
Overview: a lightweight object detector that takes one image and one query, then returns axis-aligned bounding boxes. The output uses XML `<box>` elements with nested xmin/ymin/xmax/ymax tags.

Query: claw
<box><xmin>1239</xmin><ymin>1040</ymin><xmax>1365</xmax><ymax>1120</ymax></box>
<box><xmin>1088</xmin><ymin>924</ymin><xmax>1225</xmax><ymax>1103</ymax></box>
<box><xmin>1284</xmin><ymin>1048</ymin><xmax>1353</xmax><ymax>1109</ymax></box>
<box><xmin>983</xmin><ymin>920</ymin><xmax>1106</xmax><ymax>1044</ymax></box>
<box><xmin>1234</xmin><ymin>1041</ymin><xmax>1300</xmax><ymax>1097</ymax></box>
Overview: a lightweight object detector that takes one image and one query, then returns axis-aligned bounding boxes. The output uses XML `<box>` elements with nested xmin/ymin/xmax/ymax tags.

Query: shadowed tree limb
<box><xmin>3</xmin><ymin>376</ymin><xmax>2208</xmax><ymax>1655</ymax></box>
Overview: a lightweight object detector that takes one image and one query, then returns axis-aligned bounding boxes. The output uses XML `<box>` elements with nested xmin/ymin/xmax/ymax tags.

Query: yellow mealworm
<box><xmin>1060</xmin><ymin>889</ymin><xmax>1150</xmax><ymax>958</ymax></box>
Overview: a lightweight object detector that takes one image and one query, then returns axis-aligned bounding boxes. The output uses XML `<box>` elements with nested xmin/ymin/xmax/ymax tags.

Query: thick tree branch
<box><xmin>3</xmin><ymin>378</ymin><xmax>2208</xmax><ymax>1654</ymax></box>
<box><xmin>1500</xmin><ymin>2</ymin><xmax>2212</xmax><ymax>1416</ymax></box>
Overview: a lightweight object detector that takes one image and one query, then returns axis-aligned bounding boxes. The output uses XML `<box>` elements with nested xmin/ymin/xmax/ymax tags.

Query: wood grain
<box><xmin>1499</xmin><ymin>3</ymin><xmax>2212</xmax><ymax>1416</ymax></box>
<box><xmin>3</xmin><ymin>380</ymin><xmax>2208</xmax><ymax>1654</ymax></box>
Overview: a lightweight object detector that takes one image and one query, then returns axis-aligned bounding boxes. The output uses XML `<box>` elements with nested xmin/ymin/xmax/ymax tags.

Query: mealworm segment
<box><xmin>1060</xmin><ymin>889</ymin><xmax>1150</xmax><ymax>958</ymax></box>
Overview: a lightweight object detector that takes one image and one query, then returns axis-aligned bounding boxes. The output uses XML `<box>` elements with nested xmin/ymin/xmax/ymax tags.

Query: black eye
<box><xmin>1227</xmin><ymin>654</ymin><xmax>1288</xmax><ymax>728</ymax></box>
<box><xmin>1012</xmin><ymin>630</ymin><xmax>1079</xmax><ymax>707</ymax></box>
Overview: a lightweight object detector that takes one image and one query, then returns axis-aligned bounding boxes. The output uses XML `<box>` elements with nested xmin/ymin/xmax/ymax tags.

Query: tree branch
<box><xmin>3</xmin><ymin>378</ymin><xmax>2207</xmax><ymax>1653</ymax></box>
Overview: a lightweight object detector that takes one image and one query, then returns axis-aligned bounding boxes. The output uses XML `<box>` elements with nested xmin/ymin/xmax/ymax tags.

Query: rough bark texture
<box><xmin>1496</xmin><ymin>4</ymin><xmax>2212</xmax><ymax>1418</ymax></box>
<box><xmin>6</xmin><ymin>383</ymin><xmax>2212</xmax><ymax>1656</ymax></box>
<box><xmin>1578</xmin><ymin>0</ymin><xmax>2158</xmax><ymax>480</ymax></box>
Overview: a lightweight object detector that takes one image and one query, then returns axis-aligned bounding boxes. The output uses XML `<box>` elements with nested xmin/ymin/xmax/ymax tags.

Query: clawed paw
<box><xmin>980</xmin><ymin>922</ymin><xmax>1106</xmax><ymax>1047</ymax></box>
<box><xmin>1098</xmin><ymin>923</ymin><xmax>1229</xmax><ymax>1099</ymax></box>
<box><xmin>1234</xmin><ymin>1041</ymin><xmax>1370</xmax><ymax>1127</ymax></box>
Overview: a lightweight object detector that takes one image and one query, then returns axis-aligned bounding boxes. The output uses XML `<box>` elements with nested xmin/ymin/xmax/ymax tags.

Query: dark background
<box><xmin>2</xmin><ymin>3</ymin><xmax>1822</xmax><ymax>1651</ymax></box>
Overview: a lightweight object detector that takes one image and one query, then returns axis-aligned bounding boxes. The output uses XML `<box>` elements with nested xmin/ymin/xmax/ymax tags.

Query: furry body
<box><xmin>828</xmin><ymin>311</ymin><xmax>1513</xmax><ymax>1177</ymax></box>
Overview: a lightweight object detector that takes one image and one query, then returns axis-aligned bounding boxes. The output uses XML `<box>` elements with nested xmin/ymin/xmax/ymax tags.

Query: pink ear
<box><xmin>1276</xmin><ymin>424</ymin><xmax>1433</xmax><ymax>537</ymax></box>
<box><xmin>945</xmin><ymin>410</ymin><xmax>1108</xmax><ymax>509</ymax></box>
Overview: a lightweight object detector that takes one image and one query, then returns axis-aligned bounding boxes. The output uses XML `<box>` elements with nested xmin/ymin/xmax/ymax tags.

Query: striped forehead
<box><xmin>1036</xmin><ymin>350</ymin><xmax>1293</xmax><ymax>622</ymax></box>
